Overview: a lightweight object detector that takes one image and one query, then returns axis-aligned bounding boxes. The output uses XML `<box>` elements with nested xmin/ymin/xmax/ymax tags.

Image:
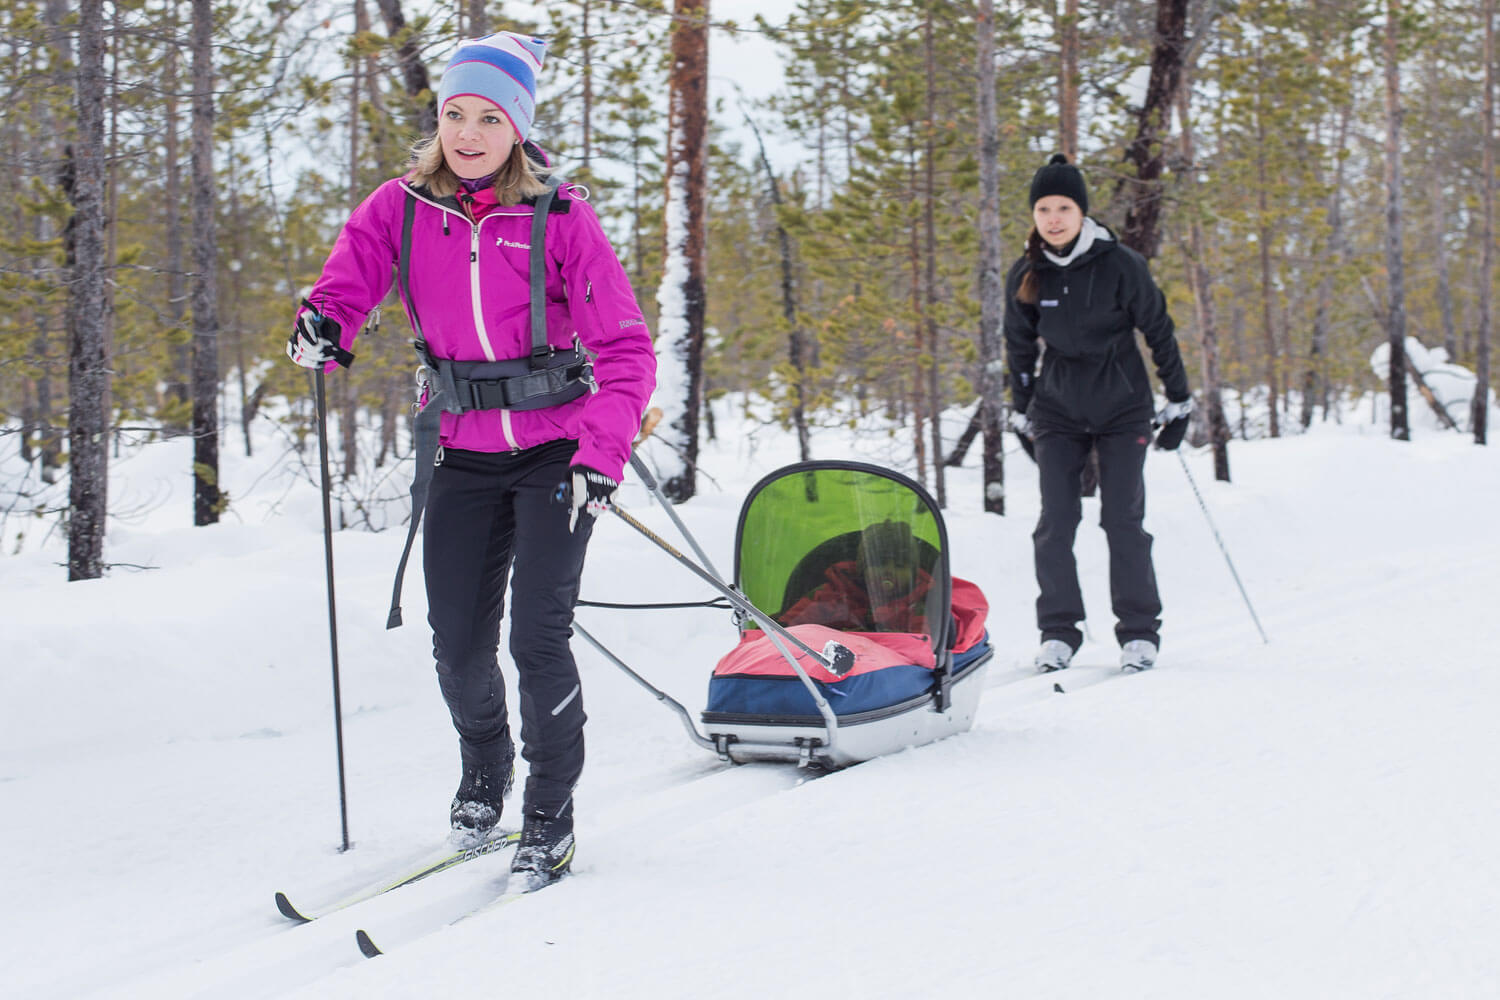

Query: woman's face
<box><xmin>438</xmin><ymin>96</ymin><xmax>516</xmax><ymax>179</ymax></box>
<box><xmin>1033</xmin><ymin>195</ymin><xmax>1083</xmax><ymax>250</ymax></box>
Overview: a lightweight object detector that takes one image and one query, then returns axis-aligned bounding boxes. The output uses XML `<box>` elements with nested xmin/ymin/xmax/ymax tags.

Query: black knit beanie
<box><xmin>1028</xmin><ymin>153</ymin><xmax>1089</xmax><ymax>215</ymax></box>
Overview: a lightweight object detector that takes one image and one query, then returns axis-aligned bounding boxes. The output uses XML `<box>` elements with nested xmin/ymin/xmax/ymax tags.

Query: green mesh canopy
<box><xmin>733</xmin><ymin>463</ymin><xmax>951</xmax><ymax>650</ymax></box>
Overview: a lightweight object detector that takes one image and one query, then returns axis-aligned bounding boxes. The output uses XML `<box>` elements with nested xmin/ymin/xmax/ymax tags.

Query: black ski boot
<box><xmin>449</xmin><ymin>744</ymin><xmax>515</xmax><ymax>842</ymax></box>
<box><xmin>510</xmin><ymin>812</ymin><xmax>575</xmax><ymax>892</ymax></box>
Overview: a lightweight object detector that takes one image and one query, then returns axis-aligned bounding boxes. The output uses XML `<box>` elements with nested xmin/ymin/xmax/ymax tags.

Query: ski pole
<box><xmin>314</xmin><ymin>368</ymin><xmax>352</xmax><ymax>851</ymax></box>
<box><xmin>1175</xmin><ymin>449</ymin><xmax>1269</xmax><ymax>645</ymax></box>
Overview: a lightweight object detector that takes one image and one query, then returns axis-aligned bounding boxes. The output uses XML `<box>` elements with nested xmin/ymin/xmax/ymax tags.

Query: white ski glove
<box><xmin>1155</xmin><ymin>397</ymin><xmax>1194</xmax><ymax>426</ymax></box>
<box><xmin>1008</xmin><ymin>409</ymin><xmax>1033</xmax><ymax>438</ymax></box>
<box><xmin>286</xmin><ymin>308</ymin><xmax>352</xmax><ymax>368</ymax></box>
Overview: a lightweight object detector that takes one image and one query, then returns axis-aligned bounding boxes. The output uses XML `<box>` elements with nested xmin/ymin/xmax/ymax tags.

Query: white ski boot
<box><xmin>1034</xmin><ymin>639</ymin><xmax>1074</xmax><ymax>673</ymax></box>
<box><xmin>1120</xmin><ymin>640</ymin><xmax>1158</xmax><ymax>672</ymax></box>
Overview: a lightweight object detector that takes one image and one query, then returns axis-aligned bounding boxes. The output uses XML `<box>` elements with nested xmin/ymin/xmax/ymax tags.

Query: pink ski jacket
<box><xmin>303</xmin><ymin>174</ymin><xmax>655</xmax><ymax>481</ymax></box>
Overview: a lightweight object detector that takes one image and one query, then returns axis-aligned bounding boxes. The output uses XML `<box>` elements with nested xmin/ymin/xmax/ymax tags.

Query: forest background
<box><xmin>1</xmin><ymin>0</ymin><xmax>1496</xmax><ymax>577</ymax></box>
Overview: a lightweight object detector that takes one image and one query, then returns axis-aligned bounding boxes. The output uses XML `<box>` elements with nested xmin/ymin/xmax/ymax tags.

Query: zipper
<box><xmin>500</xmin><ymin>409</ymin><xmax>518</xmax><ymax>451</ymax></box>
<box><xmin>468</xmin><ymin>223</ymin><xmax>497</xmax><ymax>361</ymax></box>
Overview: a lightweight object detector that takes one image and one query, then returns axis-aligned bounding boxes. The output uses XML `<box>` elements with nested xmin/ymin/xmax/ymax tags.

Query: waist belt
<box><xmin>414</xmin><ymin>343</ymin><xmax>593</xmax><ymax>415</ymax></box>
<box><xmin>388</xmin><ymin>174</ymin><xmax>587</xmax><ymax>629</ymax></box>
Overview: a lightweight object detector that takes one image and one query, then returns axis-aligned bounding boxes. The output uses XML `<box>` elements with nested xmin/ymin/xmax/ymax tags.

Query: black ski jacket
<box><xmin>1004</xmin><ymin>223</ymin><xmax>1189</xmax><ymax>433</ymax></box>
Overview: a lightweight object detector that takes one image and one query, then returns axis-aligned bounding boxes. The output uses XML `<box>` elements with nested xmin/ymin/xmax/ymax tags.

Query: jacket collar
<box><xmin>1043</xmin><ymin>217</ymin><xmax>1113</xmax><ymax>268</ymax></box>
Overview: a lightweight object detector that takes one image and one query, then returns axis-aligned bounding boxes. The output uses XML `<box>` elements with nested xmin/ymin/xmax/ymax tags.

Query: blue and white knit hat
<box><xmin>437</xmin><ymin>32</ymin><xmax>547</xmax><ymax>142</ymax></box>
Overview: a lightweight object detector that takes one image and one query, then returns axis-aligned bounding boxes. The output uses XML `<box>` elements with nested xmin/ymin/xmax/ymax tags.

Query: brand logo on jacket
<box><xmin>498</xmin><ymin>238</ymin><xmax>531</xmax><ymax>250</ymax></box>
<box><xmin>1040</xmin><ymin>299</ymin><xmax>1059</xmax><ymax>307</ymax></box>
<box><xmin>619</xmin><ymin>317</ymin><xmax>645</xmax><ymax>330</ymax></box>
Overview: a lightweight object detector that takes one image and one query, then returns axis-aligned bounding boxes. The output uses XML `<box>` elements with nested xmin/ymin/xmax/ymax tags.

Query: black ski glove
<box><xmin>1153</xmin><ymin>397</ymin><xmax>1194</xmax><ymax>451</ymax></box>
<box><xmin>566</xmin><ymin>464</ymin><xmax>618</xmax><ymax>533</ymax></box>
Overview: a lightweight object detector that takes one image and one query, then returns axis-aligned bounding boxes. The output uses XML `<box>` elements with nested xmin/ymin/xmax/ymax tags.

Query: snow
<box><xmin>3</xmin><ymin>398</ymin><xmax>1499</xmax><ymax>998</ymax></box>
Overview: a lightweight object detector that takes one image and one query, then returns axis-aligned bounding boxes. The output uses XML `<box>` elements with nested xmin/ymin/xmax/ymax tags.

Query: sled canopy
<box><xmin>734</xmin><ymin>462</ymin><xmax>953</xmax><ymax>652</ymax></box>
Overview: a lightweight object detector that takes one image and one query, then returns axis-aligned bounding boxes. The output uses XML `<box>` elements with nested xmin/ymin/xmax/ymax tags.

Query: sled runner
<box><xmin>586</xmin><ymin>458</ymin><xmax>992</xmax><ymax>769</ymax></box>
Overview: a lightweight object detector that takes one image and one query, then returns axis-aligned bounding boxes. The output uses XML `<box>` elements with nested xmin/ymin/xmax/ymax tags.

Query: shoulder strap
<box><xmin>399</xmin><ymin>192</ymin><xmax>424</xmax><ymax>344</ymax></box>
<box><xmin>528</xmin><ymin>175</ymin><xmax>564</xmax><ymax>370</ymax></box>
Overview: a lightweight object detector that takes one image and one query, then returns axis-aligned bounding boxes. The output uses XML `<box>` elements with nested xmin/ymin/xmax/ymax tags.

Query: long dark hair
<box><xmin>1016</xmin><ymin>227</ymin><xmax>1048</xmax><ymax>305</ymax></box>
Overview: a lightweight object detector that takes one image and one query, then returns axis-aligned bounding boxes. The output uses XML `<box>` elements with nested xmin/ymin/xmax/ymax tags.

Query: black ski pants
<box><xmin>423</xmin><ymin>438</ymin><xmax>592</xmax><ymax>821</ymax></box>
<box><xmin>1032</xmin><ymin>423</ymin><xmax>1162</xmax><ymax>651</ymax></box>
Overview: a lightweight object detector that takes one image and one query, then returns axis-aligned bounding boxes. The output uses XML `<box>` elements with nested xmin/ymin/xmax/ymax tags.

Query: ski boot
<box><xmin>1034</xmin><ymin>639</ymin><xmax>1074</xmax><ymax>673</ymax></box>
<box><xmin>1120</xmin><ymin>640</ymin><xmax>1158</xmax><ymax>673</ymax></box>
<box><xmin>450</xmin><ymin>744</ymin><xmax>515</xmax><ymax>843</ymax></box>
<box><xmin>510</xmin><ymin>812</ymin><xmax>575</xmax><ymax>892</ymax></box>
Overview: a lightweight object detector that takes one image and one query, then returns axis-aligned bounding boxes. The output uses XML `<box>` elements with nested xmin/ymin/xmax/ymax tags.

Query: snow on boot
<box><xmin>509</xmin><ymin>814</ymin><xmax>575</xmax><ymax>892</ymax></box>
<box><xmin>449</xmin><ymin>747</ymin><xmax>515</xmax><ymax>843</ymax></box>
<box><xmin>1034</xmin><ymin>639</ymin><xmax>1074</xmax><ymax>673</ymax></box>
<box><xmin>1120</xmin><ymin>640</ymin><xmax>1158</xmax><ymax>672</ymax></box>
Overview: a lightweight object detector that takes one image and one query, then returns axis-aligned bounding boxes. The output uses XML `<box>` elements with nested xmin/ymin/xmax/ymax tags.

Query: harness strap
<box><xmin>530</xmin><ymin>176</ymin><xmax>562</xmax><ymax>368</ymax></box>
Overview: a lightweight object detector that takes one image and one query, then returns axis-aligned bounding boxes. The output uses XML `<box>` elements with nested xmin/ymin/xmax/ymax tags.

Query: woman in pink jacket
<box><xmin>286</xmin><ymin>31</ymin><xmax>656</xmax><ymax>891</ymax></box>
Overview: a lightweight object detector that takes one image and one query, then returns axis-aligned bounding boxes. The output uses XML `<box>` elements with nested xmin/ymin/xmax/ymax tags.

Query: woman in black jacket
<box><xmin>1003</xmin><ymin>154</ymin><xmax>1193</xmax><ymax>673</ymax></box>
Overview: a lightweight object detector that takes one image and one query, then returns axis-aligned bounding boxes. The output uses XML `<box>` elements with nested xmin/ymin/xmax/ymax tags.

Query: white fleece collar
<box><xmin>1043</xmin><ymin>217</ymin><xmax>1111</xmax><ymax>267</ymax></box>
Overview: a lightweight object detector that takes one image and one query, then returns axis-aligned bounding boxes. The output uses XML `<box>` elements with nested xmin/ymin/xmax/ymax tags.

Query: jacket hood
<box><xmin>1036</xmin><ymin>218</ymin><xmax>1117</xmax><ymax>270</ymax></box>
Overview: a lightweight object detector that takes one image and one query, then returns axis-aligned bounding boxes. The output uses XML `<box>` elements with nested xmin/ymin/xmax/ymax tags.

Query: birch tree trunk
<box><xmin>1383</xmin><ymin>0</ymin><xmax>1410</xmax><ymax>441</ymax></box>
<box><xmin>67</xmin><ymin>0</ymin><xmax>110</xmax><ymax>580</ymax></box>
<box><xmin>1476</xmin><ymin>0</ymin><xmax>1494</xmax><ymax>444</ymax></box>
<box><xmin>654</xmin><ymin>0</ymin><xmax>709</xmax><ymax>502</ymax></box>
<box><xmin>191</xmin><ymin>0</ymin><xmax>222</xmax><ymax>524</ymax></box>
<box><xmin>977</xmin><ymin>0</ymin><xmax>1007</xmax><ymax>514</ymax></box>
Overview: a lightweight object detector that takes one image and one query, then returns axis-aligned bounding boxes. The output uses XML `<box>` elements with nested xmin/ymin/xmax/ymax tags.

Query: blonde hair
<box><xmin>406</xmin><ymin>134</ymin><xmax>551</xmax><ymax>204</ymax></box>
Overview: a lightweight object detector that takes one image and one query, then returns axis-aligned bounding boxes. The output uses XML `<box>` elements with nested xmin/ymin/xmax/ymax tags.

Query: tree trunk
<box><xmin>1304</xmin><ymin>105</ymin><xmax>1350</xmax><ymax>428</ymax></box>
<box><xmin>1120</xmin><ymin>0</ymin><xmax>1187</xmax><ymax>260</ymax></box>
<box><xmin>1058</xmin><ymin>0</ymin><xmax>1079</xmax><ymax>161</ymax></box>
<box><xmin>1257</xmin><ymin>206</ymin><xmax>1280</xmax><ymax>435</ymax></box>
<box><xmin>1177</xmin><ymin>80</ymin><xmax>1230</xmax><ymax>481</ymax></box>
<box><xmin>743</xmin><ymin>105</ymin><xmax>809</xmax><ymax>461</ymax></box>
<box><xmin>465</xmin><ymin>0</ymin><xmax>486</xmax><ymax>35</ymax></box>
<box><xmin>341</xmin><ymin>0</ymin><xmax>364</xmax><ymax>483</ymax></box>
<box><xmin>1426</xmin><ymin>60</ymin><xmax>1459</xmax><ymax>365</ymax></box>
<box><xmin>655</xmin><ymin>0</ymin><xmax>709</xmax><ymax>502</ymax></box>
<box><xmin>67</xmin><ymin>1</ymin><xmax>110</xmax><ymax>580</ymax></box>
<box><xmin>163</xmin><ymin>0</ymin><xmax>190</xmax><ymax>430</ymax></box>
<box><xmin>191</xmin><ymin>0</ymin><xmax>222</xmax><ymax>524</ymax></box>
<box><xmin>908</xmin><ymin>139</ymin><xmax>927</xmax><ymax>487</ymax></box>
<box><xmin>374</xmin><ymin>0</ymin><xmax>435</xmax><ymax>135</ymax></box>
<box><xmin>1383</xmin><ymin>0</ymin><xmax>1410</xmax><ymax>441</ymax></box>
<box><xmin>31</xmin><ymin>0</ymin><xmax>70</xmax><ymax>482</ymax></box>
<box><xmin>1476</xmin><ymin>0</ymin><xmax>1494</xmax><ymax>444</ymax></box>
<box><xmin>581</xmin><ymin>0</ymin><xmax>594</xmax><ymax>169</ymax></box>
<box><xmin>923</xmin><ymin>3</ymin><xmax>945</xmax><ymax>507</ymax></box>
<box><xmin>977</xmin><ymin>0</ymin><xmax>1007</xmax><ymax>513</ymax></box>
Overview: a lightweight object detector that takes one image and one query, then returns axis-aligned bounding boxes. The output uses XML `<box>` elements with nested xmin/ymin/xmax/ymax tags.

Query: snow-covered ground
<box><xmin>3</xmin><ymin>397</ymin><xmax>1497</xmax><ymax>999</ymax></box>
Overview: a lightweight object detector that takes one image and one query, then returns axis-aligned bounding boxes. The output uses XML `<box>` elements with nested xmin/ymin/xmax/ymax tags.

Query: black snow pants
<box><xmin>1032</xmin><ymin>423</ymin><xmax>1161</xmax><ymax>651</ymax></box>
<box><xmin>422</xmin><ymin>438</ymin><xmax>592</xmax><ymax>821</ymax></box>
